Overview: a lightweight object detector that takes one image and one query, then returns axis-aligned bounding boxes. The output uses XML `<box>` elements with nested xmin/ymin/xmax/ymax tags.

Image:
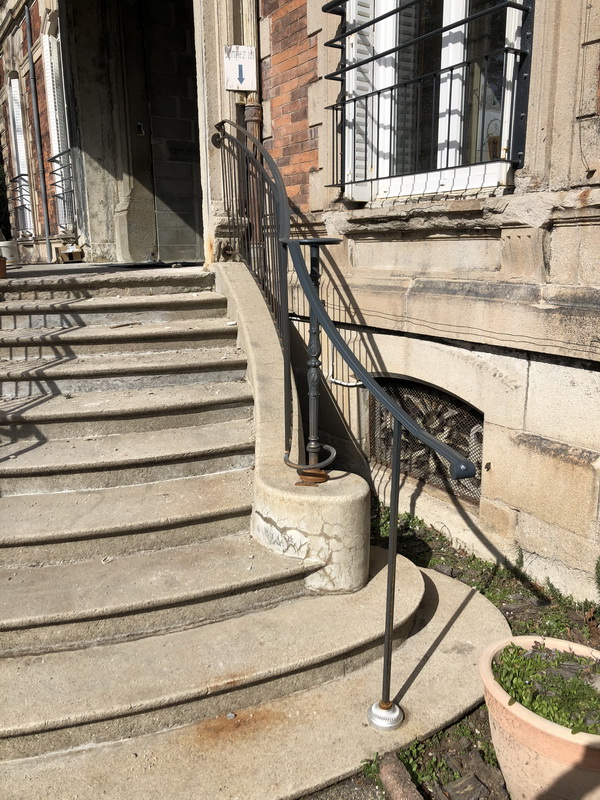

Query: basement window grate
<box><xmin>370</xmin><ymin>378</ymin><xmax>483</xmax><ymax>504</ymax></box>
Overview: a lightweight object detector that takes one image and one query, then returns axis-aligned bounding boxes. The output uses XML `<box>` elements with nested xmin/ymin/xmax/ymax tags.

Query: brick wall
<box><xmin>261</xmin><ymin>0</ymin><xmax>318</xmax><ymax>211</ymax></box>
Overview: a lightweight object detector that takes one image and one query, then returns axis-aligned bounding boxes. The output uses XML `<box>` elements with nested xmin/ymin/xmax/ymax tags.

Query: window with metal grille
<box><xmin>323</xmin><ymin>0</ymin><xmax>534</xmax><ymax>201</ymax></box>
<box><xmin>370</xmin><ymin>378</ymin><xmax>483</xmax><ymax>504</ymax></box>
<box><xmin>7</xmin><ymin>75</ymin><xmax>34</xmax><ymax>237</ymax></box>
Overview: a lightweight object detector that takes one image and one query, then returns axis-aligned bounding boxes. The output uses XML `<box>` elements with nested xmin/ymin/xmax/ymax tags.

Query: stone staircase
<box><xmin>0</xmin><ymin>264</ymin><xmax>435</xmax><ymax>775</ymax></box>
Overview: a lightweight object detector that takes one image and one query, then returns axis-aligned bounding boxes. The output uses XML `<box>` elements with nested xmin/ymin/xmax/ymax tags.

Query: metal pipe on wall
<box><xmin>242</xmin><ymin>0</ymin><xmax>262</xmax><ymax>140</ymax></box>
<box><xmin>25</xmin><ymin>2</ymin><xmax>52</xmax><ymax>263</ymax></box>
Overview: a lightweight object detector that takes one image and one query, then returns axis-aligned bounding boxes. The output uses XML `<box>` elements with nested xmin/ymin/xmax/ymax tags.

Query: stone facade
<box><xmin>196</xmin><ymin>0</ymin><xmax>600</xmax><ymax>600</ymax></box>
<box><xmin>0</xmin><ymin>0</ymin><xmax>597</xmax><ymax>599</ymax></box>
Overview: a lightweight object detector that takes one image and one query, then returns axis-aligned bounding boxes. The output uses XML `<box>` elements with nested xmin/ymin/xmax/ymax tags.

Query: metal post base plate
<box><xmin>367</xmin><ymin>701</ymin><xmax>404</xmax><ymax>730</ymax></box>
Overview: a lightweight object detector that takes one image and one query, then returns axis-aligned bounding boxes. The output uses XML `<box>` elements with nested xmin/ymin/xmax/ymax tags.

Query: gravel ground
<box><xmin>304</xmin><ymin>775</ymin><xmax>386</xmax><ymax>799</ymax></box>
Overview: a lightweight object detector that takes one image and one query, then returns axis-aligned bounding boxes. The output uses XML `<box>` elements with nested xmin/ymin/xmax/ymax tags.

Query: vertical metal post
<box><xmin>297</xmin><ymin>243</ymin><xmax>328</xmax><ymax>485</ymax></box>
<box><xmin>368</xmin><ymin>418</ymin><xmax>405</xmax><ymax>730</ymax></box>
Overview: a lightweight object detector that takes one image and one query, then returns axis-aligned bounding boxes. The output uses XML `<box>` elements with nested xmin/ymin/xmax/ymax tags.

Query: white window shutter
<box><xmin>8</xmin><ymin>76</ymin><xmax>33</xmax><ymax>233</ymax></box>
<box><xmin>345</xmin><ymin>0</ymin><xmax>376</xmax><ymax>201</ymax></box>
<box><xmin>42</xmin><ymin>33</ymin><xmax>69</xmax><ymax>157</ymax></box>
<box><xmin>392</xmin><ymin>4</ymin><xmax>417</xmax><ymax>175</ymax></box>
<box><xmin>437</xmin><ymin>0</ymin><xmax>468</xmax><ymax>169</ymax></box>
<box><xmin>9</xmin><ymin>78</ymin><xmax>28</xmax><ymax>175</ymax></box>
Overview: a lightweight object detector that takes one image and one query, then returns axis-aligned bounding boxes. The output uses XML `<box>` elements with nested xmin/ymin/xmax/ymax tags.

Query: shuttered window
<box><xmin>7</xmin><ymin>76</ymin><xmax>34</xmax><ymax>235</ymax></box>
<box><xmin>42</xmin><ymin>33</ymin><xmax>69</xmax><ymax>158</ymax></box>
<box><xmin>42</xmin><ymin>32</ymin><xmax>74</xmax><ymax>231</ymax></box>
<box><xmin>325</xmin><ymin>0</ymin><xmax>534</xmax><ymax>200</ymax></box>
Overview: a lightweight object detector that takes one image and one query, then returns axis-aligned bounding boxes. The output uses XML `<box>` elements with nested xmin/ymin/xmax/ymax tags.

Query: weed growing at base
<box><xmin>371</xmin><ymin>501</ymin><xmax>599</xmax><ymax>643</ymax></box>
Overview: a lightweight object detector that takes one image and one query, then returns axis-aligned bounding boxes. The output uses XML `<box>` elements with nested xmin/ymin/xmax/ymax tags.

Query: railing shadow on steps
<box><xmin>212</xmin><ymin>119</ymin><xmax>476</xmax><ymax>731</ymax></box>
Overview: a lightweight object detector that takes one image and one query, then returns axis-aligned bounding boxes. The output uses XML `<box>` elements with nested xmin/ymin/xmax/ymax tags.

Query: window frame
<box><xmin>328</xmin><ymin>0</ymin><xmax>533</xmax><ymax>201</ymax></box>
<box><xmin>7</xmin><ymin>74</ymin><xmax>34</xmax><ymax>236</ymax></box>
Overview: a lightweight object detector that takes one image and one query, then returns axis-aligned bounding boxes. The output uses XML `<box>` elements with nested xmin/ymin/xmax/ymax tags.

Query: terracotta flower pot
<box><xmin>479</xmin><ymin>636</ymin><xmax>600</xmax><ymax>800</ymax></box>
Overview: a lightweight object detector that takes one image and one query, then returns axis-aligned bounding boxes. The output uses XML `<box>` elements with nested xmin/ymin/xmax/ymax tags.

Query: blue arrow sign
<box><xmin>238</xmin><ymin>65</ymin><xmax>245</xmax><ymax>85</ymax></box>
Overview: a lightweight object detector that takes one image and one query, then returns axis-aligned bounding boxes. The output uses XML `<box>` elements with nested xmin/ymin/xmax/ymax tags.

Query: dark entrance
<box><xmin>63</xmin><ymin>0</ymin><xmax>203</xmax><ymax>263</ymax></box>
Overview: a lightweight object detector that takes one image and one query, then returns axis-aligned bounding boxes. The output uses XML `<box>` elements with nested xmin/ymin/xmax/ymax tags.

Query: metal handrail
<box><xmin>213</xmin><ymin>119</ymin><xmax>476</xmax><ymax>728</ymax></box>
<box><xmin>282</xmin><ymin>239</ymin><xmax>475</xmax><ymax>480</ymax></box>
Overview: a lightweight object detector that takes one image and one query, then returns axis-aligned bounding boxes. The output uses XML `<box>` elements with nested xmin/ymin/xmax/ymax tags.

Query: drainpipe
<box><xmin>25</xmin><ymin>2</ymin><xmax>52</xmax><ymax>263</ymax></box>
<box><xmin>242</xmin><ymin>0</ymin><xmax>262</xmax><ymax>140</ymax></box>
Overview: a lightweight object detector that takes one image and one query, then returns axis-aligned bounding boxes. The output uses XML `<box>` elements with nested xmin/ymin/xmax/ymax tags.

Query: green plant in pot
<box><xmin>479</xmin><ymin>636</ymin><xmax>600</xmax><ymax>800</ymax></box>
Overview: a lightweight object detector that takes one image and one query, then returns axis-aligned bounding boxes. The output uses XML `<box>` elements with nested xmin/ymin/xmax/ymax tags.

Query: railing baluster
<box><xmin>368</xmin><ymin>417</ymin><xmax>405</xmax><ymax>729</ymax></box>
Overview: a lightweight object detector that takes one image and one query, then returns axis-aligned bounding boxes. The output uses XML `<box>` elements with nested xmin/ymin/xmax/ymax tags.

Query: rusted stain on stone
<box><xmin>186</xmin><ymin>705</ymin><xmax>287</xmax><ymax>747</ymax></box>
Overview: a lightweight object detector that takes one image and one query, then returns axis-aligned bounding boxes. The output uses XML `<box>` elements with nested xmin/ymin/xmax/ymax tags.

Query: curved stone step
<box><xmin>0</xmin><ymin>534</ymin><xmax>323</xmax><ymax>655</ymax></box>
<box><xmin>0</xmin><ymin>318</ymin><xmax>237</xmax><ymax>359</ymax></box>
<box><xmin>0</xmin><ymin>418</ymin><xmax>255</xmax><ymax>493</ymax></box>
<box><xmin>0</xmin><ymin>381</ymin><xmax>253</xmax><ymax>438</ymax></box>
<box><xmin>0</xmin><ymin>567</ymin><xmax>510</xmax><ymax>799</ymax></box>
<box><xmin>0</xmin><ymin>469</ymin><xmax>254</xmax><ymax>566</ymax></box>
<box><xmin>0</xmin><ymin>291</ymin><xmax>227</xmax><ymax>329</ymax></box>
<box><xmin>0</xmin><ymin>347</ymin><xmax>247</xmax><ymax>398</ymax></box>
<box><xmin>0</xmin><ymin>265</ymin><xmax>214</xmax><ymax>302</ymax></box>
<box><xmin>0</xmin><ymin>570</ymin><xmax>510</xmax><ymax>800</ymax></box>
<box><xmin>0</xmin><ymin>550</ymin><xmax>425</xmax><ymax>759</ymax></box>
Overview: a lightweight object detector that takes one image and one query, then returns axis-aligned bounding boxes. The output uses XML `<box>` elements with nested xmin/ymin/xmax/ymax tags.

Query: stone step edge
<box><xmin>0</xmin><ymin>291</ymin><xmax>227</xmax><ymax>315</ymax></box>
<box><xmin>0</xmin><ymin>382</ymin><xmax>253</xmax><ymax>424</ymax></box>
<box><xmin>0</xmin><ymin>267</ymin><xmax>213</xmax><ymax>291</ymax></box>
<box><xmin>0</xmin><ymin>470</ymin><xmax>254</xmax><ymax>546</ymax></box>
<box><xmin>0</xmin><ymin>427</ymin><xmax>255</xmax><ymax>479</ymax></box>
<box><xmin>0</xmin><ymin>348</ymin><xmax>246</xmax><ymax>381</ymax></box>
<box><xmin>0</xmin><ymin>551</ymin><xmax>423</xmax><ymax>739</ymax></box>
<box><xmin>0</xmin><ymin>319</ymin><xmax>237</xmax><ymax>345</ymax></box>
<box><xmin>0</xmin><ymin>535</ymin><xmax>324</xmax><ymax>631</ymax></box>
<box><xmin>0</xmin><ymin>568</ymin><xmax>512</xmax><ymax>796</ymax></box>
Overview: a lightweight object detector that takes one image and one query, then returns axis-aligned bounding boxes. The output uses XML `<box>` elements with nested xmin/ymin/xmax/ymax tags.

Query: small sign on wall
<box><xmin>224</xmin><ymin>45</ymin><xmax>257</xmax><ymax>92</ymax></box>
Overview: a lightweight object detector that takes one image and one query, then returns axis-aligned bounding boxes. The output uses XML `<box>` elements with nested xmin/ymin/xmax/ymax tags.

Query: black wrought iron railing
<box><xmin>48</xmin><ymin>149</ymin><xmax>75</xmax><ymax>232</ymax></box>
<box><xmin>323</xmin><ymin>0</ymin><xmax>534</xmax><ymax>191</ymax></box>
<box><xmin>213</xmin><ymin>119</ymin><xmax>476</xmax><ymax>729</ymax></box>
<box><xmin>9</xmin><ymin>173</ymin><xmax>34</xmax><ymax>237</ymax></box>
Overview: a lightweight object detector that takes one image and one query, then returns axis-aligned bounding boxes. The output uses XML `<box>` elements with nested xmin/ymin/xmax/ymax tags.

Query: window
<box><xmin>42</xmin><ymin>30</ymin><xmax>75</xmax><ymax>232</ymax></box>
<box><xmin>370</xmin><ymin>378</ymin><xmax>483</xmax><ymax>504</ymax></box>
<box><xmin>324</xmin><ymin>0</ymin><xmax>534</xmax><ymax>201</ymax></box>
<box><xmin>7</xmin><ymin>75</ymin><xmax>34</xmax><ymax>236</ymax></box>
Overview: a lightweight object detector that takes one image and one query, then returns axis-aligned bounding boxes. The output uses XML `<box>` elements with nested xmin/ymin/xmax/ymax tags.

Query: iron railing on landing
<box><xmin>9</xmin><ymin>173</ymin><xmax>34</xmax><ymax>237</ymax></box>
<box><xmin>213</xmin><ymin>119</ymin><xmax>476</xmax><ymax>730</ymax></box>
<box><xmin>48</xmin><ymin>149</ymin><xmax>76</xmax><ymax>233</ymax></box>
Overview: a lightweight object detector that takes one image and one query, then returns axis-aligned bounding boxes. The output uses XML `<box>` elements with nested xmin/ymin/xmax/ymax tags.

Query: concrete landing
<box><xmin>0</xmin><ymin>567</ymin><xmax>511</xmax><ymax>799</ymax></box>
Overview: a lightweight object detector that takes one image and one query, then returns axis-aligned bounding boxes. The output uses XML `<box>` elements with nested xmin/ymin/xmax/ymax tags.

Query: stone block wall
<box><xmin>194</xmin><ymin>0</ymin><xmax>600</xmax><ymax>600</ymax></box>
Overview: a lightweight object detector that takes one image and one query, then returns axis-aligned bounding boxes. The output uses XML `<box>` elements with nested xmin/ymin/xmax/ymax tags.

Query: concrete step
<box><xmin>0</xmin><ymin>534</ymin><xmax>323</xmax><ymax>655</ymax></box>
<box><xmin>0</xmin><ymin>318</ymin><xmax>238</xmax><ymax>360</ymax></box>
<box><xmin>0</xmin><ymin>381</ymin><xmax>254</xmax><ymax>439</ymax></box>
<box><xmin>0</xmin><ymin>550</ymin><xmax>424</xmax><ymax>759</ymax></box>
<box><xmin>0</xmin><ymin>291</ymin><xmax>227</xmax><ymax>329</ymax></box>
<box><xmin>0</xmin><ymin>418</ymin><xmax>255</xmax><ymax>493</ymax></box>
<box><xmin>0</xmin><ymin>568</ymin><xmax>510</xmax><ymax>799</ymax></box>
<box><xmin>0</xmin><ymin>265</ymin><xmax>215</xmax><ymax>301</ymax></box>
<box><xmin>0</xmin><ymin>469</ymin><xmax>254</xmax><ymax>566</ymax></box>
<box><xmin>0</xmin><ymin>346</ymin><xmax>247</xmax><ymax>398</ymax></box>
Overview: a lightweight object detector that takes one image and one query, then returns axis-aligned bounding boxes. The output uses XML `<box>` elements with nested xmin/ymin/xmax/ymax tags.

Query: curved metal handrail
<box><xmin>283</xmin><ymin>238</ymin><xmax>475</xmax><ymax>481</ymax></box>
<box><xmin>213</xmin><ymin>120</ymin><xmax>475</xmax><ymax>481</ymax></box>
<box><xmin>213</xmin><ymin>118</ymin><xmax>476</xmax><ymax>727</ymax></box>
